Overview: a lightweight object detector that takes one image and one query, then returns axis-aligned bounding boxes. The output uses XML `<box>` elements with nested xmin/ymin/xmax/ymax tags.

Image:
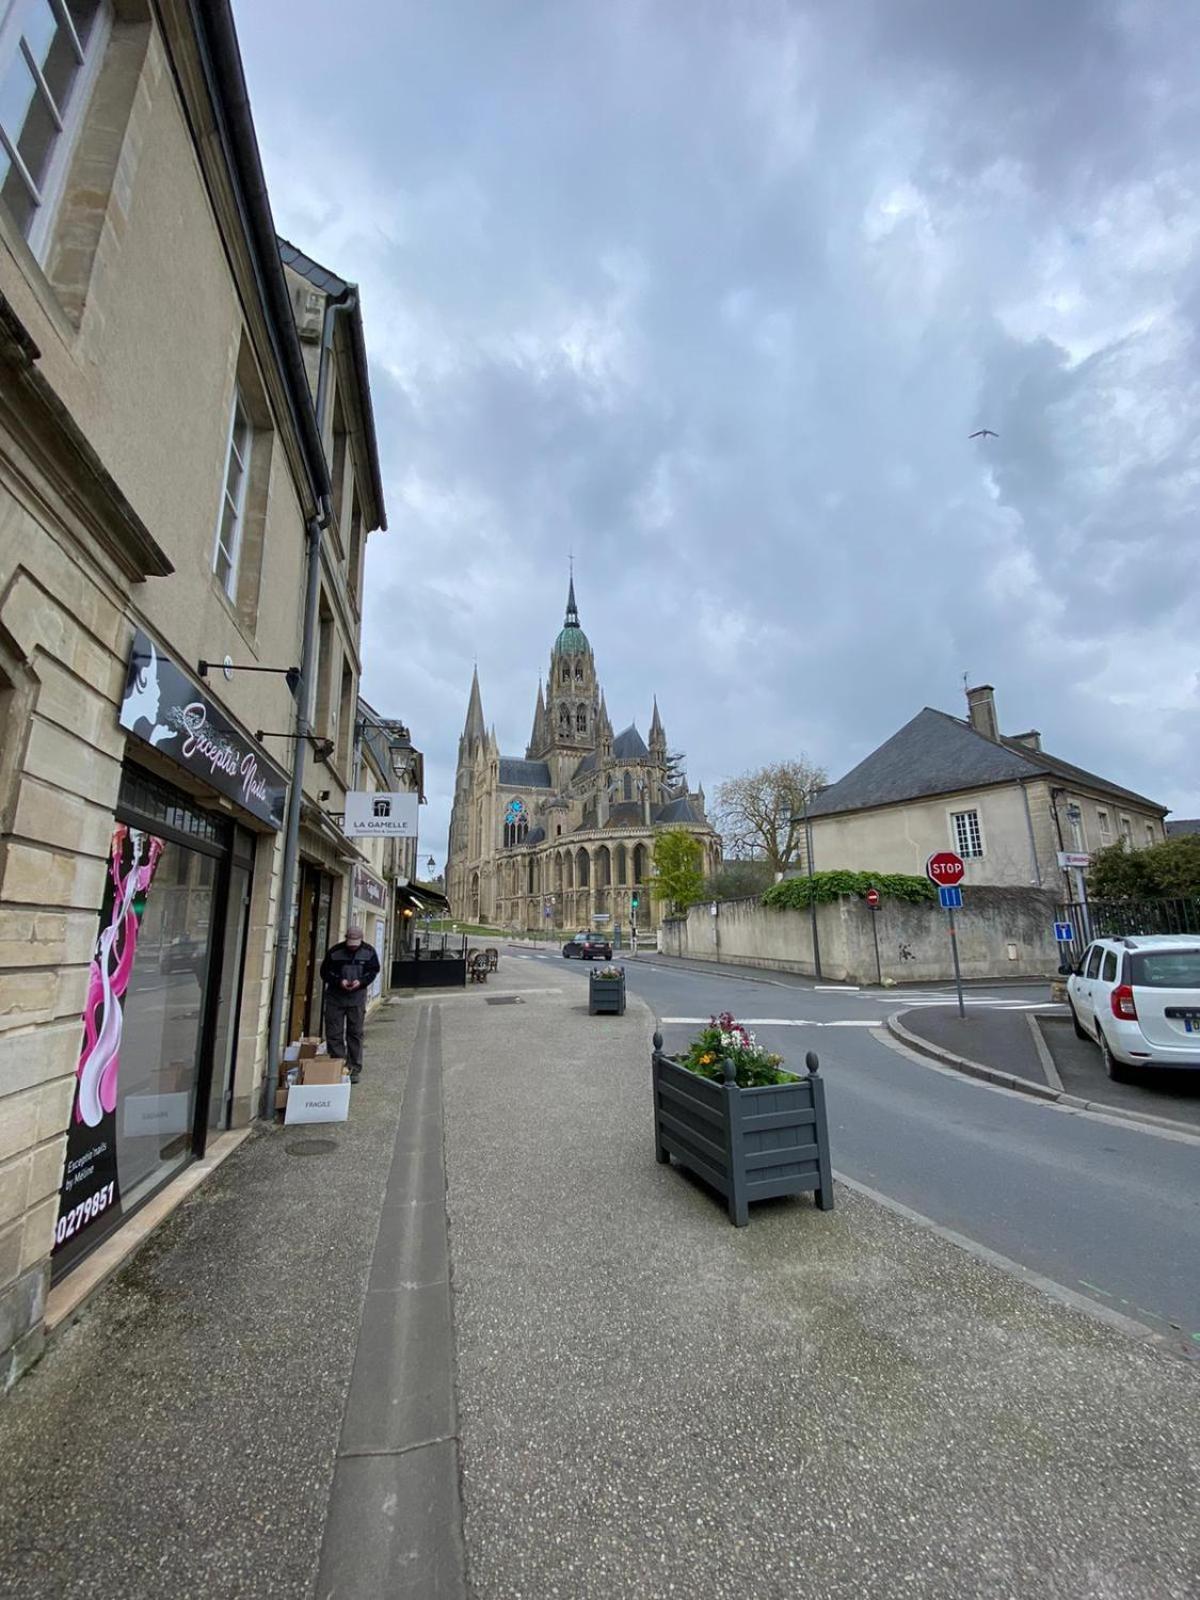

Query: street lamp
<box><xmin>387</xmin><ymin>724</ymin><xmax>416</xmax><ymax>782</ymax></box>
<box><xmin>789</xmin><ymin>786</ymin><xmax>823</xmax><ymax>982</ymax></box>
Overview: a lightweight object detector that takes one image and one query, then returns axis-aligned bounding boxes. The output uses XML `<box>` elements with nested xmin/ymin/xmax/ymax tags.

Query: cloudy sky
<box><xmin>237</xmin><ymin>0</ymin><xmax>1200</xmax><ymax>868</ymax></box>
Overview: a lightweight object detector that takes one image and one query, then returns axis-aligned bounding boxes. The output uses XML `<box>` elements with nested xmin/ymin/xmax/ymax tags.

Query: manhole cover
<box><xmin>486</xmin><ymin>995</ymin><xmax>522</xmax><ymax>1006</ymax></box>
<box><xmin>285</xmin><ymin>1138</ymin><xmax>338</xmax><ymax>1156</ymax></box>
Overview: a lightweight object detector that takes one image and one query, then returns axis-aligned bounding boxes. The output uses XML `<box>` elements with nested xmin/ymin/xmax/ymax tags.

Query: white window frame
<box><xmin>1096</xmin><ymin>808</ymin><xmax>1111</xmax><ymax>843</ymax></box>
<box><xmin>1119</xmin><ymin>815</ymin><xmax>1133</xmax><ymax>849</ymax></box>
<box><xmin>949</xmin><ymin>807</ymin><xmax>984</xmax><ymax>859</ymax></box>
<box><xmin>212</xmin><ymin>387</ymin><xmax>252</xmax><ymax>600</ymax></box>
<box><xmin>1145</xmin><ymin>822</ymin><xmax>1156</xmax><ymax>847</ymax></box>
<box><xmin>0</xmin><ymin>0</ymin><xmax>112</xmax><ymax>261</ymax></box>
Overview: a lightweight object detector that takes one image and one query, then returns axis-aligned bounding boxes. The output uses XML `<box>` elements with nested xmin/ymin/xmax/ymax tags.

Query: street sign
<box><xmin>1054</xmin><ymin>922</ymin><xmax>1074</xmax><ymax>943</ymax></box>
<box><xmin>938</xmin><ymin>885</ymin><xmax>963</xmax><ymax>910</ymax></box>
<box><xmin>865</xmin><ymin>887</ymin><xmax>880</xmax><ymax>909</ymax></box>
<box><xmin>926</xmin><ymin>851</ymin><xmax>965</xmax><ymax>887</ymax></box>
<box><xmin>1057</xmin><ymin>851</ymin><xmax>1090</xmax><ymax>870</ymax></box>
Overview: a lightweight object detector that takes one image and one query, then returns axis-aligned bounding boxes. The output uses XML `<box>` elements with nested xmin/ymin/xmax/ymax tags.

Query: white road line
<box><xmin>815</xmin><ymin>984</ymin><xmax>859</xmax><ymax>991</ymax></box>
<box><xmin>660</xmin><ymin>1016</ymin><xmax>883</xmax><ymax>1028</ymax></box>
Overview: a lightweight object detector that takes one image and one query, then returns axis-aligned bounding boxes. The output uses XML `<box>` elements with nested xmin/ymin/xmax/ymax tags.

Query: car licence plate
<box><xmin>1186</xmin><ymin>1017</ymin><xmax>1200</xmax><ymax>1033</ymax></box>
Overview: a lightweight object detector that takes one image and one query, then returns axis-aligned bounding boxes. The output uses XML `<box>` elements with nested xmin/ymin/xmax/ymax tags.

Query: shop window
<box><xmin>0</xmin><ymin>0</ymin><xmax>111</xmax><ymax>256</ymax></box>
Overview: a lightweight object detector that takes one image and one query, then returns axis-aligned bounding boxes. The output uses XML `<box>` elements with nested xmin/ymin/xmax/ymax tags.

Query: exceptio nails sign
<box><xmin>118</xmin><ymin>629</ymin><xmax>287</xmax><ymax>828</ymax></box>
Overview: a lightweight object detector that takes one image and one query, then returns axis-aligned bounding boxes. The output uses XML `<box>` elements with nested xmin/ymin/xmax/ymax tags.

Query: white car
<box><xmin>1065</xmin><ymin>934</ymin><xmax>1200</xmax><ymax>1081</ymax></box>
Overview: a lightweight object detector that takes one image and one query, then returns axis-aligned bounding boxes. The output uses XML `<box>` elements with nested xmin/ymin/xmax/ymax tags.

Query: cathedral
<box><xmin>446</xmin><ymin>579</ymin><xmax>720</xmax><ymax>935</ymax></box>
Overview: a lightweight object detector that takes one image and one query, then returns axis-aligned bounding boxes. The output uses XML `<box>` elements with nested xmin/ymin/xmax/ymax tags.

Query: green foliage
<box><xmin>762</xmin><ymin>870</ymin><xmax>937</xmax><ymax>909</ymax></box>
<box><xmin>704</xmin><ymin>858</ymin><xmax>775</xmax><ymax>901</ymax></box>
<box><xmin>1088</xmin><ymin>836</ymin><xmax>1200</xmax><ymax>899</ymax></box>
<box><xmin>651</xmin><ymin>828</ymin><xmax>706</xmax><ymax>913</ymax></box>
<box><xmin>679</xmin><ymin>1012</ymin><xmax>797</xmax><ymax>1088</ymax></box>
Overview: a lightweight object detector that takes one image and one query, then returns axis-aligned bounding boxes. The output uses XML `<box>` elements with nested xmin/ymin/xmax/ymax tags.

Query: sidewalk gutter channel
<box><xmin>314</xmin><ymin>1004</ymin><xmax>469</xmax><ymax>1598</ymax></box>
<box><xmin>887</xmin><ymin>1011</ymin><xmax>1200</xmax><ymax>1141</ymax></box>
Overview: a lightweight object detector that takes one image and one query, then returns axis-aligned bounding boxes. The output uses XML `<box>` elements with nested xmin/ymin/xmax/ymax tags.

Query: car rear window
<box><xmin>1129</xmin><ymin>950</ymin><xmax>1200</xmax><ymax>989</ymax></box>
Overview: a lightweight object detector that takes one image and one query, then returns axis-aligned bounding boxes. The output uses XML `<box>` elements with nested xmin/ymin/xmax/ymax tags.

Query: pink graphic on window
<box><xmin>75</xmin><ymin>826</ymin><xmax>165</xmax><ymax>1127</ymax></box>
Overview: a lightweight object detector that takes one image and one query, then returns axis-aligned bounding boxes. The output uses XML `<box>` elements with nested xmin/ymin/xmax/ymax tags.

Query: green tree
<box><xmin>704</xmin><ymin>858</ymin><xmax>775</xmax><ymax>901</ymax></box>
<box><xmin>713</xmin><ymin>758</ymin><xmax>827</xmax><ymax>877</ymax></box>
<box><xmin>1088</xmin><ymin>836</ymin><xmax>1200</xmax><ymax>899</ymax></box>
<box><xmin>652</xmin><ymin>829</ymin><xmax>706</xmax><ymax>914</ymax></box>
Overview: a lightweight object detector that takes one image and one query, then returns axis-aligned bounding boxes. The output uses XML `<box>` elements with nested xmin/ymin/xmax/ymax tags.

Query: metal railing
<box><xmin>1056</xmin><ymin>897</ymin><xmax>1200</xmax><ymax>964</ymax></box>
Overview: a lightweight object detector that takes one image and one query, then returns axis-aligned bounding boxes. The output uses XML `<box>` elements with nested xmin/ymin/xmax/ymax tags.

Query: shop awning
<box><xmin>396</xmin><ymin>881</ymin><xmax>450</xmax><ymax>914</ymax></box>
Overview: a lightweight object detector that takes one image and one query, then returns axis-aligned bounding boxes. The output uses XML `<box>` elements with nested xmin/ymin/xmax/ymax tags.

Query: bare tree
<box><xmin>713</xmin><ymin>759</ymin><xmax>827</xmax><ymax>877</ymax></box>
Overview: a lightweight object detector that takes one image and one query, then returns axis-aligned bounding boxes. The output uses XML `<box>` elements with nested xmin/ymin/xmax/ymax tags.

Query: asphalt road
<box><xmin>508</xmin><ymin>945</ymin><xmax>1200</xmax><ymax>1354</ymax></box>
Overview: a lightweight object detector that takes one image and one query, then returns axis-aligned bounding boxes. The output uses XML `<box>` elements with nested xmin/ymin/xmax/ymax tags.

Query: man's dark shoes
<box><xmin>350</xmin><ymin>1070</ymin><xmax>362</xmax><ymax>1084</ymax></box>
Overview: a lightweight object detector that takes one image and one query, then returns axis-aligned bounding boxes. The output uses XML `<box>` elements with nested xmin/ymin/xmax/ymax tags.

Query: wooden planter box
<box><xmin>589</xmin><ymin>970</ymin><xmax>626</xmax><ymax>1015</ymax></box>
<box><xmin>651</xmin><ymin>1032</ymin><xmax>833</xmax><ymax>1226</ymax></box>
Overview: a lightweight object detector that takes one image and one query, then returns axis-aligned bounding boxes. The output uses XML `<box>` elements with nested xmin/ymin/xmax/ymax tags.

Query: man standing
<box><xmin>319</xmin><ymin>924</ymin><xmax>380</xmax><ymax>1083</ymax></box>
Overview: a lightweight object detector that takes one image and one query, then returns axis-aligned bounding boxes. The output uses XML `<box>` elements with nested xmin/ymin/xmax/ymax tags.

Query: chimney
<box><xmin>966</xmin><ymin>684</ymin><xmax>999</xmax><ymax>742</ymax></box>
<box><xmin>1010</xmin><ymin>730</ymin><xmax>1042</xmax><ymax>752</ymax></box>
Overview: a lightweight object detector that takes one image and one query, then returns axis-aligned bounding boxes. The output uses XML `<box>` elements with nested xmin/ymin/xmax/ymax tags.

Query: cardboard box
<box><xmin>302</xmin><ymin>1058</ymin><xmax>347</xmax><ymax>1086</ymax></box>
<box><xmin>297</xmin><ymin>1036</ymin><xmax>323</xmax><ymax>1060</ymax></box>
<box><xmin>275</xmin><ymin>1087</ymin><xmax>289</xmax><ymax>1111</ymax></box>
<box><xmin>284</xmin><ymin>1083</ymin><xmax>351</xmax><ymax>1125</ymax></box>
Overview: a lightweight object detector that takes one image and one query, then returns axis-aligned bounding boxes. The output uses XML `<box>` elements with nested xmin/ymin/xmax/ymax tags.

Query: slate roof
<box><xmin>1166</xmin><ymin>819</ymin><xmax>1200</xmax><ymax>837</ymax></box>
<box><xmin>604</xmin><ymin>802</ymin><xmax>645</xmax><ymax>828</ymax></box>
<box><xmin>809</xmin><ymin>707</ymin><xmax>1165</xmax><ymax>819</ymax></box>
<box><xmin>574</xmin><ymin>751</ymin><xmax>599</xmax><ymax>776</ymax></box>
<box><xmin>498</xmin><ymin>758</ymin><xmax>553</xmax><ymax>788</ymax></box>
<box><xmin>612</xmin><ymin>724</ymin><xmax>649</xmax><ymax>760</ymax></box>
<box><xmin>654</xmin><ymin>796</ymin><xmax>705</xmax><ymax>825</ymax></box>
<box><xmin>526</xmin><ymin>826</ymin><xmax>546</xmax><ymax>845</ymax></box>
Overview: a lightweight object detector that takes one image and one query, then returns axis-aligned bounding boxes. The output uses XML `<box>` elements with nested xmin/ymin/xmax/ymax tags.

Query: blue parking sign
<box><xmin>1053</xmin><ymin>922</ymin><xmax>1074</xmax><ymax>943</ymax></box>
<box><xmin>938</xmin><ymin>885</ymin><xmax>963</xmax><ymax>910</ymax></box>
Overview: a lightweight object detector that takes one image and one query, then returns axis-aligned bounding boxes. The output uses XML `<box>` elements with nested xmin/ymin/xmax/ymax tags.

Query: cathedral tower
<box><xmin>529</xmin><ymin>576</ymin><xmax>599</xmax><ymax>761</ymax></box>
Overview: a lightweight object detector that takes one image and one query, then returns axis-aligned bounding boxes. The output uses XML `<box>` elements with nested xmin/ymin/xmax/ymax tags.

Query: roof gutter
<box><xmin>185</xmin><ymin>0</ymin><xmax>331</xmax><ymax>511</ymax></box>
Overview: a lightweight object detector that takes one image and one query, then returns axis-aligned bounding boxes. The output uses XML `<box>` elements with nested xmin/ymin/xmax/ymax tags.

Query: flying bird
<box><xmin>969</xmin><ymin>429</ymin><xmax>998</xmax><ymax>439</ymax></box>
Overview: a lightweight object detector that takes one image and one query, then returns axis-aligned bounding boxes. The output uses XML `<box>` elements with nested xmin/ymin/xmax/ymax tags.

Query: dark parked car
<box><xmin>562</xmin><ymin>930</ymin><xmax>613</xmax><ymax>961</ymax></box>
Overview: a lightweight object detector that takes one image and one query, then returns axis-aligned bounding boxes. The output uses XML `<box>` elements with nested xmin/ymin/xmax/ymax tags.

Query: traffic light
<box><xmin>631</xmin><ymin>893</ymin><xmax>639</xmax><ymax>910</ymax></box>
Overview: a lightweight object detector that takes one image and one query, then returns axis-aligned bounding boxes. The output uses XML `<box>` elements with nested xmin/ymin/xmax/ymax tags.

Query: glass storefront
<box><xmin>53</xmin><ymin>765</ymin><xmax>254</xmax><ymax>1280</ymax></box>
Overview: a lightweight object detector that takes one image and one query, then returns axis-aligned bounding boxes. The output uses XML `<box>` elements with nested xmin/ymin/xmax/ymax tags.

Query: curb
<box><xmin>886</xmin><ymin>1011</ymin><xmax>1200</xmax><ymax>1141</ymax></box>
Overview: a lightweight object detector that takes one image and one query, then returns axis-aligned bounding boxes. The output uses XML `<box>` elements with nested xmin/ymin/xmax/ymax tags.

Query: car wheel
<box><xmin>1097</xmin><ymin>1029</ymin><xmax>1132</xmax><ymax>1084</ymax></box>
<box><xmin>1069</xmin><ymin>1001</ymin><xmax>1088</xmax><ymax>1040</ymax></box>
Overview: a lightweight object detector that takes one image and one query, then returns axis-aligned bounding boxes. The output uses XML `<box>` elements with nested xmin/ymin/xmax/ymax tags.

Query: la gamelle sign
<box><xmin>344</xmin><ymin>789</ymin><xmax>419</xmax><ymax>838</ymax></box>
<box><xmin>119</xmin><ymin>629</ymin><xmax>286</xmax><ymax>828</ymax></box>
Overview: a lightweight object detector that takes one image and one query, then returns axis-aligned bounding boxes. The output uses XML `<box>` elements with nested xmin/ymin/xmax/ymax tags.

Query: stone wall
<box><xmin>660</xmin><ymin>888</ymin><xmax>1062</xmax><ymax>984</ymax></box>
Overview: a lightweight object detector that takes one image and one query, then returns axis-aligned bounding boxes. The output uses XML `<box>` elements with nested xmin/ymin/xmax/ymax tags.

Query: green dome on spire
<box><xmin>554</xmin><ymin>575</ymin><xmax>590</xmax><ymax>654</ymax></box>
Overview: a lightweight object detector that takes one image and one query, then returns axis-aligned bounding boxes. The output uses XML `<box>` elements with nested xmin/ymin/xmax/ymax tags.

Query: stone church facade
<box><xmin>446</xmin><ymin>582</ymin><xmax>720</xmax><ymax>935</ymax></box>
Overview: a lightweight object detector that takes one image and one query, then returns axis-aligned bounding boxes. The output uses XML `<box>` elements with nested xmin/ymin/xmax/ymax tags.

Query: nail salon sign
<box><xmin>119</xmin><ymin>629</ymin><xmax>287</xmax><ymax>828</ymax></box>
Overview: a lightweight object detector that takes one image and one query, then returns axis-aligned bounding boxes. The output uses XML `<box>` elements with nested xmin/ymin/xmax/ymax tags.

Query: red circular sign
<box><xmin>865</xmin><ymin>887</ymin><xmax>880</xmax><ymax>908</ymax></box>
<box><xmin>926</xmin><ymin>851</ymin><xmax>965</xmax><ymax>886</ymax></box>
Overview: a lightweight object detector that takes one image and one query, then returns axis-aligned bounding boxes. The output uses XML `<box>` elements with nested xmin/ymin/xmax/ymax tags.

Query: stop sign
<box><xmin>865</xmin><ymin>887</ymin><xmax>880</xmax><ymax>908</ymax></box>
<box><xmin>926</xmin><ymin>851</ymin><xmax>965</xmax><ymax>887</ymax></box>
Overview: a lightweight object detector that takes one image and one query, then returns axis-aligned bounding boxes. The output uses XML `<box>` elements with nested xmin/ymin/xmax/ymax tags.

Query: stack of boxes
<box><xmin>276</xmin><ymin>1037</ymin><xmax>352</xmax><ymax>1124</ymax></box>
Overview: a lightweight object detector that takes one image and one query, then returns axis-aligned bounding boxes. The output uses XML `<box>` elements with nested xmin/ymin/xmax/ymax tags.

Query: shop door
<box><xmin>206</xmin><ymin>828</ymin><xmax>254</xmax><ymax>1131</ymax></box>
<box><xmin>53</xmin><ymin>767</ymin><xmax>232</xmax><ymax>1279</ymax></box>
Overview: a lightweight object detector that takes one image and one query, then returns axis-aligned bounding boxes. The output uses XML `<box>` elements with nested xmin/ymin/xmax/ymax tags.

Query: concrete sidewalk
<box><xmin>0</xmin><ymin>999</ymin><xmax>421</xmax><ymax>1600</ymax></box>
<box><xmin>442</xmin><ymin>965</ymin><xmax>1200</xmax><ymax>1598</ymax></box>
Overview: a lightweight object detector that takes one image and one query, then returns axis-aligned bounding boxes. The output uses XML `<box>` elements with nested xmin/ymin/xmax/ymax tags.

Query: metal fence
<box><xmin>1056</xmin><ymin>897</ymin><xmax>1200</xmax><ymax>965</ymax></box>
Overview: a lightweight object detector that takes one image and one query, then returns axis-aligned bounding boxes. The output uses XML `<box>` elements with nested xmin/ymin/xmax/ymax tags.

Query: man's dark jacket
<box><xmin>320</xmin><ymin>941</ymin><xmax>381</xmax><ymax>998</ymax></box>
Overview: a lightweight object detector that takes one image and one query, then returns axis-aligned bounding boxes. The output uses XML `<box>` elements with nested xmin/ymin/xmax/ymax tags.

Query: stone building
<box><xmin>808</xmin><ymin>684</ymin><xmax>1169</xmax><ymax>898</ymax></box>
<box><xmin>446</xmin><ymin>582</ymin><xmax>720</xmax><ymax>934</ymax></box>
<box><xmin>0</xmin><ymin>3</ymin><xmax>383</xmax><ymax>1385</ymax></box>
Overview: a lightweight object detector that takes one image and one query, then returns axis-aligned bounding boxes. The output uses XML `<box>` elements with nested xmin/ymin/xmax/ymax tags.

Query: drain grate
<box><xmin>285</xmin><ymin>1138</ymin><xmax>338</xmax><ymax>1156</ymax></box>
<box><xmin>486</xmin><ymin>995</ymin><xmax>522</xmax><ymax>1006</ymax></box>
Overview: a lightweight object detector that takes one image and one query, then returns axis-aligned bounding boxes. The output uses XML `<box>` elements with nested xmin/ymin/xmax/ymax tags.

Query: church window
<box><xmin>623</xmin><ymin>770</ymin><xmax>632</xmax><ymax>802</ymax></box>
<box><xmin>576</xmin><ymin>704</ymin><xmax>587</xmax><ymax>733</ymax></box>
<box><xmin>561</xmin><ymin>664</ymin><xmax>570</xmax><ymax>684</ymax></box>
<box><xmin>615</xmin><ymin>844</ymin><xmax>627</xmax><ymax>884</ymax></box>
<box><xmin>574</xmin><ymin>659</ymin><xmax>585</xmax><ymax>681</ymax></box>
<box><xmin>559</xmin><ymin>704</ymin><xmax>570</xmax><ymax>731</ymax></box>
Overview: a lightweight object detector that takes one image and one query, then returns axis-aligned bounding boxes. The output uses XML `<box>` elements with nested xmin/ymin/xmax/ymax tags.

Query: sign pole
<box><xmin>948</xmin><ymin>905</ymin><xmax>965</xmax><ymax>1017</ymax></box>
<box><xmin>870</xmin><ymin>906</ymin><xmax>882</xmax><ymax>986</ymax></box>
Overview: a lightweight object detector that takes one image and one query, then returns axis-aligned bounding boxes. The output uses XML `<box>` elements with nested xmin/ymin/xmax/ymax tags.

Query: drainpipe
<box><xmin>1018</xmin><ymin>778</ymin><xmax>1042</xmax><ymax>888</ymax></box>
<box><xmin>261</xmin><ymin>287</ymin><xmax>355</xmax><ymax>1118</ymax></box>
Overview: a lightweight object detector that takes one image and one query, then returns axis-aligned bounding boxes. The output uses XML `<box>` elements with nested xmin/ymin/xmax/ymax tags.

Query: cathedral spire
<box><xmin>649</xmin><ymin>695</ymin><xmax>666</xmax><ymax>756</ymax></box>
<box><xmin>462</xmin><ymin>665</ymin><xmax>485</xmax><ymax>749</ymax></box>
<box><xmin>565</xmin><ymin>569</ymin><xmax>580</xmax><ymax>628</ymax></box>
<box><xmin>527</xmin><ymin>679</ymin><xmax>547</xmax><ymax>757</ymax></box>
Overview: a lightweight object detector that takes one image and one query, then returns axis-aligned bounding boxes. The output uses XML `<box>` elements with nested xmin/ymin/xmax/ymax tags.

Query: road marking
<box><xmin>1025</xmin><ymin>1011</ymin><xmax>1064</xmax><ymax>1093</ymax></box>
<box><xmin>816</xmin><ymin>984</ymin><xmax>858</xmax><ymax>991</ymax></box>
<box><xmin>660</xmin><ymin>1016</ymin><xmax>881</xmax><ymax>1028</ymax></box>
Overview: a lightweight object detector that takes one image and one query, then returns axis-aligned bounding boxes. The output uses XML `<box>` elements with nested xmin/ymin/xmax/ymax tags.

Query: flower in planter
<box><xmin>681</xmin><ymin>1010</ymin><xmax>796</xmax><ymax>1088</ymax></box>
<box><xmin>593</xmin><ymin>965</ymin><xmax>625</xmax><ymax>980</ymax></box>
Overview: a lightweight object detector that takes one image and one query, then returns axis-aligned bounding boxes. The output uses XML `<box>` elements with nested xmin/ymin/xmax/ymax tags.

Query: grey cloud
<box><xmin>237</xmin><ymin>0</ymin><xmax>1200</xmax><ymax>863</ymax></box>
